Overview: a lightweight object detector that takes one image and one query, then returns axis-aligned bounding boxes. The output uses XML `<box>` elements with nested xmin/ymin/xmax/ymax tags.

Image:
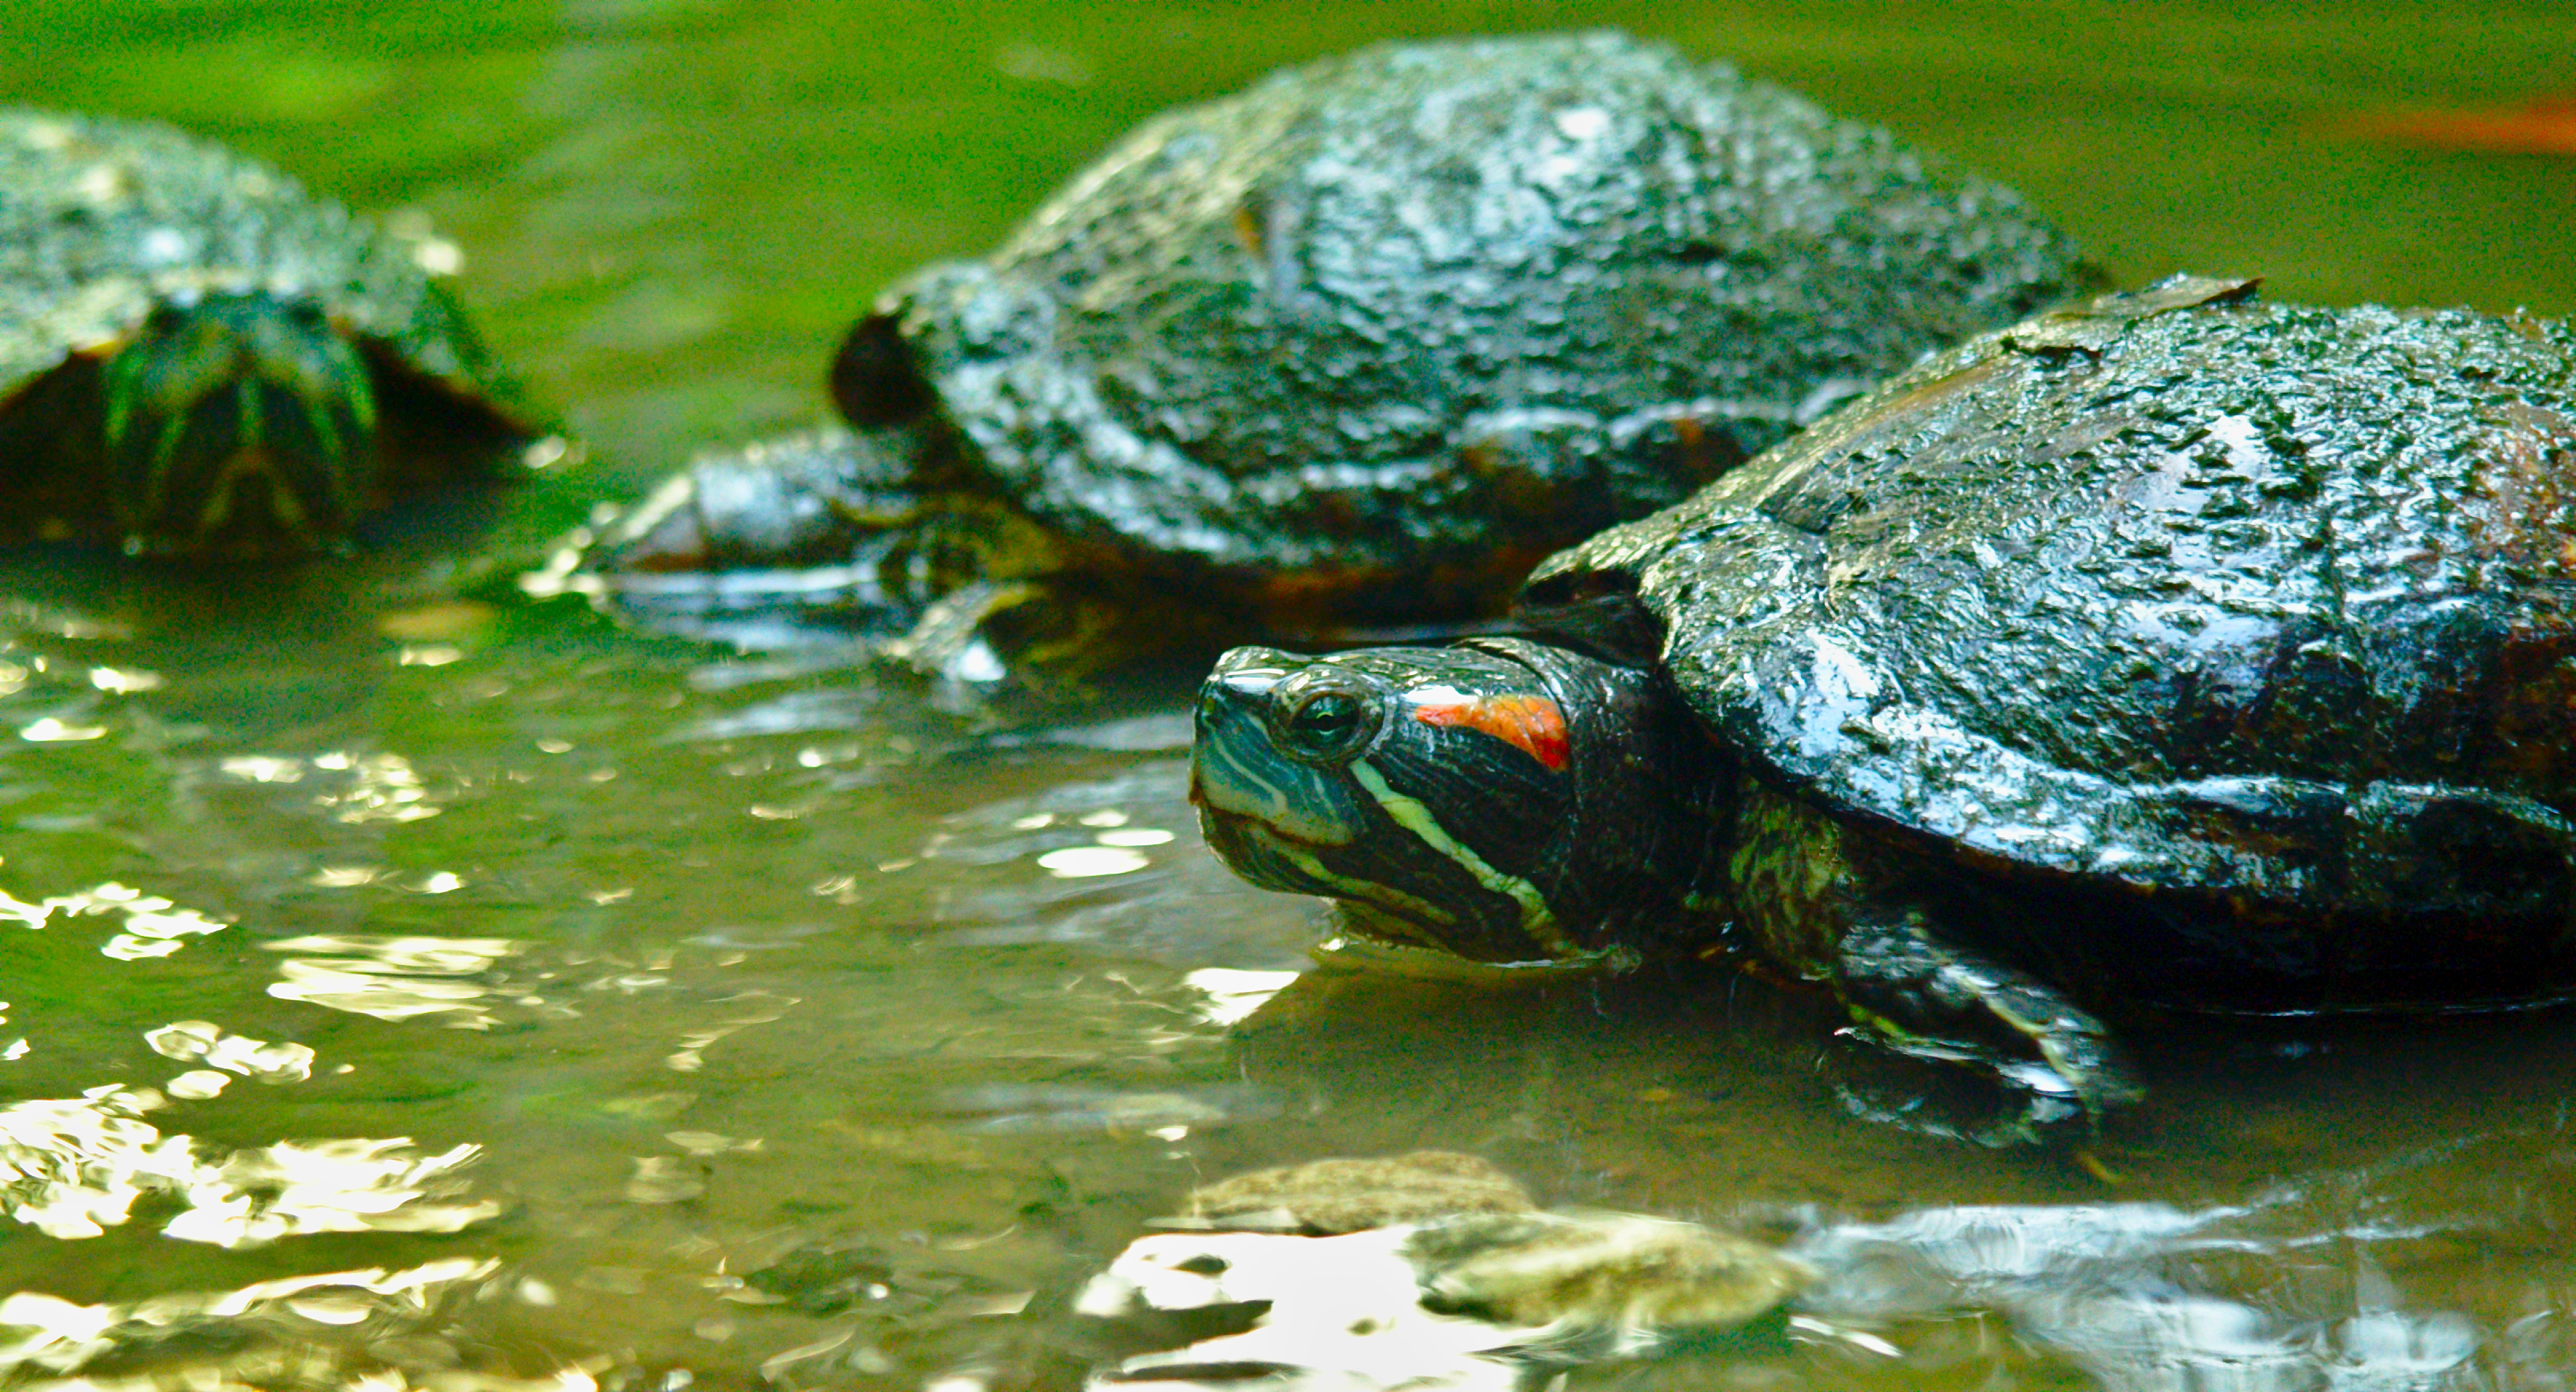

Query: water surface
<box><xmin>0</xmin><ymin>4</ymin><xmax>2572</xmax><ymax>1388</ymax></box>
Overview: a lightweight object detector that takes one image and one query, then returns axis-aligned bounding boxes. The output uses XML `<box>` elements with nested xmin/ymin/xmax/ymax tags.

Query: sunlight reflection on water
<box><xmin>262</xmin><ymin>935</ymin><xmax>528</xmax><ymax>1028</ymax></box>
<box><xmin>0</xmin><ymin>1088</ymin><xmax>496</xmax><ymax>1246</ymax></box>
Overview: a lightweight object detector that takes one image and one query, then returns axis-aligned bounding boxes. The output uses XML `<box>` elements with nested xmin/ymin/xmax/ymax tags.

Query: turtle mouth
<box><xmin>1193</xmin><ymin>805</ymin><xmax>1459</xmax><ymax>945</ymax></box>
<box><xmin>148</xmin><ymin>443</ymin><xmax>328</xmax><ymax>552</ymax></box>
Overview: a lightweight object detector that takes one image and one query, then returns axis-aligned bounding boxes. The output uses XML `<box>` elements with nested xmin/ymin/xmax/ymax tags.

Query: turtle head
<box><xmin>100</xmin><ymin>291</ymin><xmax>375</xmax><ymax>557</ymax></box>
<box><xmin>1191</xmin><ymin>639</ymin><xmax>1723</xmax><ymax>964</ymax></box>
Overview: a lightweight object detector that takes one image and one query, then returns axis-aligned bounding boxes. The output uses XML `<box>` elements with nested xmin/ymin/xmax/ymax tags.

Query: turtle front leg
<box><xmin>581</xmin><ymin>426</ymin><xmax>930</xmax><ymax>574</ymax></box>
<box><xmin>1725</xmin><ymin>780</ymin><xmax>2140</xmax><ymax>1135</ymax></box>
<box><xmin>1829</xmin><ymin>909</ymin><xmax>2142</xmax><ymax>1130</ymax></box>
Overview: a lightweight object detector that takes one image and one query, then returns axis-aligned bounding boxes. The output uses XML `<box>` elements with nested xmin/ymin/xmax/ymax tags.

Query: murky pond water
<box><xmin>1</xmin><ymin>3</ymin><xmax>2573</xmax><ymax>1388</ymax></box>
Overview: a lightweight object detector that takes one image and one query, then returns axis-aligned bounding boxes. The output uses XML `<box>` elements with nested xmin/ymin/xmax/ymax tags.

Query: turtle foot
<box><xmin>1829</xmin><ymin>910</ymin><xmax>2144</xmax><ymax>1142</ymax></box>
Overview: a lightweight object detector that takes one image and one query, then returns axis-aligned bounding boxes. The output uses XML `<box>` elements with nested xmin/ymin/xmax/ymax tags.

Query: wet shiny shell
<box><xmin>1526</xmin><ymin>279</ymin><xmax>2576</xmax><ymax>923</ymax></box>
<box><xmin>0</xmin><ymin>109</ymin><xmax>523</xmax><ymax>426</ymax></box>
<box><xmin>848</xmin><ymin>31</ymin><xmax>2092</xmax><ymax>619</ymax></box>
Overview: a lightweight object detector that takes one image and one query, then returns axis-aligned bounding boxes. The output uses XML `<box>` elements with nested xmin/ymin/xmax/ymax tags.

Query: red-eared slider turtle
<box><xmin>582</xmin><ymin>31</ymin><xmax>2095</xmax><ymax>678</ymax></box>
<box><xmin>1192</xmin><ymin>278</ymin><xmax>2576</xmax><ymax>1132</ymax></box>
<box><xmin>0</xmin><ymin>110</ymin><xmax>538</xmax><ymax>559</ymax></box>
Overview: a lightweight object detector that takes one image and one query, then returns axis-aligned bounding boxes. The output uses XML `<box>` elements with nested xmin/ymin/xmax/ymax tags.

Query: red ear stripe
<box><xmin>1410</xmin><ymin>695</ymin><xmax>1571</xmax><ymax>771</ymax></box>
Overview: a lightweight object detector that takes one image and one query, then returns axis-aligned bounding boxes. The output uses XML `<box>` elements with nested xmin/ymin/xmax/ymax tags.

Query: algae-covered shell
<box><xmin>0</xmin><ymin>109</ymin><xmax>532</xmax><ymax>550</ymax></box>
<box><xmin>1525</xmin><ymin>278</ymin><xmax>2576</xmax><ymax>1008</ymax></box>
<box><xmin>834</xmin><ymin>30</ymin><xmax>2095</xmax><ymax>621</ymax></box>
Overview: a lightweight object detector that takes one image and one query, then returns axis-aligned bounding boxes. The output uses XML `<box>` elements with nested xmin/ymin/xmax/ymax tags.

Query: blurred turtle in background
<box><xmin>575</xmin><ymin>30</ymin><xmax>2097</xmax><ymax>684</ymax></box>
<box><xmin>0</xmin><ymin>110</ymin><xmax>542</xmax><ymax>560</ymax></box>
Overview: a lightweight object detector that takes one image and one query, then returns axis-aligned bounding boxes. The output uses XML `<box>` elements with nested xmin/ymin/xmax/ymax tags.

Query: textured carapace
<box><xmin>1520</xmin><ymin>278</ymin><xmax>2576</xmax><ymax>1009</ymax></box>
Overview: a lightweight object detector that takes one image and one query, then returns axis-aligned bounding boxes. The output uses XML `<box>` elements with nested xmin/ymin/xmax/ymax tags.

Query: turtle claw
<box><xmin>1829</xmin><ymin>910</ymin><xmax>2144</xmax><ymax>1140</ymax></box>
<box><xmin>879</xmin><ymin>578</ymin><xmax>1040</xmax><ymax>687</ymax></box>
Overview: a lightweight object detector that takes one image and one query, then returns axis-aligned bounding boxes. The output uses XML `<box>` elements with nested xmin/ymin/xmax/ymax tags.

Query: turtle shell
<box><xmin>0</xmin><ymin>109</ymin><xmax>530</xmax><ymax>527</ymax></box>
<box><xmin>837</xmin><ymin>31</ymin><xmax>2094</xmax><ymax>624</ymax></box>
<box><xmin>1525</xmin><ymin>278</ymin><xmax>2576</xmax><ymax>977</ymax></box>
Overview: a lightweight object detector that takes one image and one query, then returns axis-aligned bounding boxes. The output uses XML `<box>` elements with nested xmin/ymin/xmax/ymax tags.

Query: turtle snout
<box><xmin>1206</xmin><ymin>646</ymin><xmax>1297</xmax><ymax>700</ymax></box>
<box><xmin>1190</xmin><ymin>645</ymin><xmax>1372</xmax><ymax>851</ymax></box>
<box><xmin>1190</xmin><ymin>647</ymin><xmax>1292</xmax><ymax>808</ymax></box>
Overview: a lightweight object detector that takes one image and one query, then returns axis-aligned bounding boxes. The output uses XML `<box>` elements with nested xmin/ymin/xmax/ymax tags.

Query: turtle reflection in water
<box><xmin>1193</xmin><ymin>278</ymin><xmax>2576</xmax><ymax>1137</ymax></box>
<box><xmin>580</xmin><ymin>30</ymin><xmax>2094</xmax><ymax>682</ymax></box>
<box><xmin>0</xmin><ymin>111</ymin><xmax>537</xmax><ymax>560</ymax></box>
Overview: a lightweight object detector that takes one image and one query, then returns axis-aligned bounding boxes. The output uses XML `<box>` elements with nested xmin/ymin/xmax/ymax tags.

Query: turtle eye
<box><xmin>1277</xmin><ymin>687</ymin><xmax>1380</xmax><ymax>764</ymax></box>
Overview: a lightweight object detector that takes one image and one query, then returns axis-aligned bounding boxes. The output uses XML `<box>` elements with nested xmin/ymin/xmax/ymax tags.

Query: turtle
<box><xmin>1190</xmin><ymin>276</ymin><xmax>2576</xmax><ymax>1133</ymax></box>
<box><xmin>0</xmin><ymin>109</ymin><xmax>539</xmax><ymax>560</ymax></box>
<box><xmin>580</xmin><ymin>30</ymin><xmax>2096</xmax><ymax>679</ymax></box>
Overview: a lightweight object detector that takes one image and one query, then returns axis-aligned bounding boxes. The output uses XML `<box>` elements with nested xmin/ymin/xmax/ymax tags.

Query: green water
<box><xmin>0</xmin><ymin>3</ymin><xmax>2572</xmax><ymax>1388</ymax></box>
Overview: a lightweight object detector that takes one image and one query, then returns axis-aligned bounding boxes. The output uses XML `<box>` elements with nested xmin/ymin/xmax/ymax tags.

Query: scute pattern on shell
<box><xmin>1529</xmin><ymin>281</ymin><xmax>2576</xmax><ymax>916</ymax></box>
<box><xmin>870</xmin><ymin>31</ymin><xmax>2093</xmax><ymax>613</ymax></box>
<box><xmin>0</xmin><ymin>109</ymin><xmax>507</xmax><ymax>402</ymax></box>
